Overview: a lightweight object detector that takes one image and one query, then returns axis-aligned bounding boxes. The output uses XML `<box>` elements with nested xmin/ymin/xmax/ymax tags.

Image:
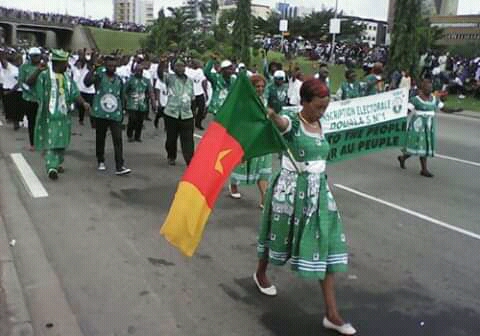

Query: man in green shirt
<box><xmin>163</xmin><ymin>60</ymin><xmax>195</xmax><ymax>166</ymax></box>
<box><xmin>19</xmin><ymin>47</ymin><xmax>44</xmax><ymax>150</ymax></box>
<box><xmin>264</xmin><ymin>70</ymin><xmax>289</xmax><ymax>113</ymax></box>
<box><xmin>84</xmin><ymin>55</ymin><xmax>131</xmax><ymax>175</ymax></box>
<box><xmin>33</xmin><ymin>49</ymin><xmax>91</xmax><ymax>180</ymax></box>
<box><xmin>125</xmin><ymin>63</ymin><xmax>155</xmax><ymax>142</ymax></box>
<box><xmin>203</xmin><ymin>55</ymin><xmax>235</xmax><ymax>115</ymax></box>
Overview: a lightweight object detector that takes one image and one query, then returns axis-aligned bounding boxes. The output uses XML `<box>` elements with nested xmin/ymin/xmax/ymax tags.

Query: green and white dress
<box><xmin>257</xmin><ymin>111</ymin><xmax>348</xmax><ymax>280</ymax></box>
<box><xmin>403</xmin><ymin>95</ymin><xmax>439</xmax><ymax>157</ymax></box>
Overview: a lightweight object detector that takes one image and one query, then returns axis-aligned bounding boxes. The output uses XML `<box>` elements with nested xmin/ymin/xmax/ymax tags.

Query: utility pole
<box><xmin>83</xmin><ymin>0</ymin><xmax>86</xmax><ymax>17</ymax></box>
<box><xmin>330</xmin><ymin>0</ymin><xmax>339</xmax><ymax>64</ymax></box>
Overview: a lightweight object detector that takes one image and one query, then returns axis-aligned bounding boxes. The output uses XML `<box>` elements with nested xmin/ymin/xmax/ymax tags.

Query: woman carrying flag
<box><xmin>229</xmin><ymin>75</ymin><xmax>272</xmax><ymax>207</ymax></box>
<box><xmin>254</xmin><ymin>79</ymin><xmax>356</xmax><ymax>335</ymax></box>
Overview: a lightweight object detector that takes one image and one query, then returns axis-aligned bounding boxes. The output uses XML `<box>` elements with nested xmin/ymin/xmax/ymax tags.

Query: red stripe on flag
<box><xmin>182</xmin><ymin>121</ymin><xmax>244</xmax><ymax>208</ymax></box>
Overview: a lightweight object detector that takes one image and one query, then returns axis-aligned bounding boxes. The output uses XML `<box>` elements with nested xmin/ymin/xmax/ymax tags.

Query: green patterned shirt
<box><xmin>125</xmin><ymin>76</ymin><xmax>151</xmax><ymax>112</ymax></box>
<box><xmin>18</xmin><ymin>63</ymin><xmax>38</xmax><ymax>102</ymax></box>
<box><xmin>34</xmin><ymin>71</ymin><xmax>80</xmax><ymax>150</ymax></box>
<box><xmin>203</xmin><ymin>60</ymin><xmax>236</xmax><ymax>115</ymax></box>
<box><xmin>163</xmin><ymin>73</ymin><xmax>194</xmax><ymax>119</ymax></box>
<box><xmin>265</xmin><ymin>82</ymin><xmax>289</xmax><ymax>113</ymax></box>
<box><xmin>92</xmin><ymin>69</ymin><xmax>124</xmax><ymax>122</ymax></box>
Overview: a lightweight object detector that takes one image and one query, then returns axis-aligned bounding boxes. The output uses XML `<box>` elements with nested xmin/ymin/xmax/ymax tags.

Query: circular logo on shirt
<box><xmin>100</xmin><ymin>94</ymin><xmax>118</xmax><ymax>113</ymax></box>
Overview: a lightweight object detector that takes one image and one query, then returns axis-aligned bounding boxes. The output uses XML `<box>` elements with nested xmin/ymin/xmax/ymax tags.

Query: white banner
<box><xmin>283</xmin><ymin>88</ymin><xmax>409</xmax><ymax>134</ymax></box>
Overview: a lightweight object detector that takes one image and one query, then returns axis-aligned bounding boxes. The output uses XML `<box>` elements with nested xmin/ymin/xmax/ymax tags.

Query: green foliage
<box><xmin>88</xmin><ymin>27</ymin><xmax>145</xmax><ymax>54</ymax></box>
<box><xmin>252</xmin><ymin>9</ymin><xmax>363</xmax><ymax>42</ymax></box>
<box><xmin>447</xmin><ymin>42</ymin><xmax>480</xmax><ymax>58</ymax></box>
<box><xmin>416</xmin><ymin>17</ymin><xmax>444</xmax><ymax>54</ymax></box>
<box><xmin>142</xmin><ymin>8</ymin><xmax>192</xmax><ymax>54</ymax></box>
<box><xmin>388</xmin><ymin>0</ymin><xmax>422</xmax><ymax>76</ymax></box>
<box><xmin>232</xmin><ymin>0</ymin><xmax>252</xmax><ymax>65</ymax></box>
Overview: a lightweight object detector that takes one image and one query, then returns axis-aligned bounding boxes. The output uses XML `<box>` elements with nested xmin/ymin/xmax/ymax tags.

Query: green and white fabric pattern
<box><xmin>404</xmin><ymin>95</ymin><xmax>439</xmax><ymax>157</ymax></box>
<box><xmin>257</xmin><ymin>110</ymin><xmax>348</xmax><ymax>280</ymax></box>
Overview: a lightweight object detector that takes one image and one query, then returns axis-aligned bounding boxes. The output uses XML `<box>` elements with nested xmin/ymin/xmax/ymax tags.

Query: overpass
<box><xmin>0</xmin><ymin>16</ymin><xmax>97</xmax><ymax>50</ymax></box>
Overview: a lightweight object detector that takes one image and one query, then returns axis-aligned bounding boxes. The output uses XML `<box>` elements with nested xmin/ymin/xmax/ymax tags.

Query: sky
<box><xmin>0</xmin><ymin>0</ymin><xmax>478</xmax><ymax>22</ymax></box>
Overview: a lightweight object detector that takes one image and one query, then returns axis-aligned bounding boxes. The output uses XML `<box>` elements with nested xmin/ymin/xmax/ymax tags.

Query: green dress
<box><xmin>403</xmin><ymin>95</ymin><xmax>439</xmax><ymax>157</ymax></box>
<box><xmin>203</xmin><ymin>60</ymin><xmax>236</xmax><ymax>115</ymax></box>
<box><xmin>34</xmin><ymin>70</ymin><xmax>80</xmax><ymax>173</ymax></box>
<box><xmin>257</xmin><ymin>111</ymin><xmax>348</xmax><ymax>280</ymax></box>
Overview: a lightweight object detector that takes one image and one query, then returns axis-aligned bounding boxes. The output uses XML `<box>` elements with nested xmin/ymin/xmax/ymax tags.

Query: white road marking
<box><xmin>436</xmin><ymin>154</ymin><xmax>480</xmax><ymax>168</ymax></box>
<box><xmin>10</xmin><ymin>153</ymin><xmax>48</xmax><ymax>198</ymax></box>
<box><xmin>334</xmin><ymin>184</ymin><xmax>480</xmax><ymax>241</ymax></box>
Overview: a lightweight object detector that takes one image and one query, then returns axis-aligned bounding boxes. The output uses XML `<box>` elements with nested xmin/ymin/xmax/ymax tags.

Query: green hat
<box><xmin>51</xmin><ymin>49</ymin><xmax>69</xmax><ymax>62</ymax></box>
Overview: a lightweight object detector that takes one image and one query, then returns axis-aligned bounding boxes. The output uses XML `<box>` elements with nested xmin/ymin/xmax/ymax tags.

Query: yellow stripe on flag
<box><xmin>160</xmin><ymin>181</ymin><xmax>212</xmax><ymax>257</ymax></box>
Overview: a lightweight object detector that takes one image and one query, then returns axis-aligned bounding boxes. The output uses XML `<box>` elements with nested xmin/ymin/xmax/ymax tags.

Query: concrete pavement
<box><xmin>0</xmin><ymin>111</ymin><xmax>479</xmax><ymax>336</ymax></box>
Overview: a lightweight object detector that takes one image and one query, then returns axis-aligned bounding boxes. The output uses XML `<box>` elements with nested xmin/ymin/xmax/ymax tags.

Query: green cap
<box><xmin>51</xmin><ymin>49</ymin><xmax>69</xmax><ymax>61</ymax></box>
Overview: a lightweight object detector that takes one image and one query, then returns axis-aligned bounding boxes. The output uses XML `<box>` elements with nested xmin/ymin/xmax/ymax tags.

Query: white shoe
<box><xmin>253</xmin><ymin>272</ymin><xmax>277</xmax><ymax>296</ymax></box>
<box><xmin>97</xmin><ymin>162</ymin><xmax>106</xmax><ymax>171</ymax></box>
<box><xmin>228</xmin><ymin>185</ymin><xmax>241</xmax><ymax>199</ymax></box>
<box><xmin>322</xmin><ymin>317</ymin><xmax>357</xmax><ymax>335</ymax></box>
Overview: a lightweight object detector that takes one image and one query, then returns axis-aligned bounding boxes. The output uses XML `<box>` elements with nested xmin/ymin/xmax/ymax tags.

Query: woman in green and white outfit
<box><xmin>398</xmin><ymin>78</ymin><xmax>441</xmax><ymax>177</ymax></box>
<box><xmin>229</xmin><ymin>75</ymin><xmax>272</xmax><ymax>208</ymax></box>
<box><xmin>253</xmin><ymin>79</ymin><xmax>356</xmax><ymax>335</ymax></box>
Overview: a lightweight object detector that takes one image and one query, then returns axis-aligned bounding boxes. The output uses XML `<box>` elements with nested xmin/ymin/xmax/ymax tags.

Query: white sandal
<box><xmin>253</xmin><ymin>273</ymin><xmax>277</xmax><ymax>296</ymax></box>
<box><xmin>228</xmin><ymin>185</ymin><xmax>241</xmax><ymax>199</ymax></box>
<box><xmin>323</xmin><ymin>316</ymin><xmax>357</xmax><ymax>335</ymax></box>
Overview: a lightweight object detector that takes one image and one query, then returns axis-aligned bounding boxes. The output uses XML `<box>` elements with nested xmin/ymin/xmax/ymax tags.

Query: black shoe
<box><xmin>168</xmin><ymin>159</ymin><xmax>176</xmax><ymax>166</ymax></box>
<box><xmin>397</xmin><ymin>156</ymin><xmax>406</xmax><ymax>169</ymax></box>
<box><xmin>48</xmin><ymin>169</ymin><xmax>58</xmax><ymax>180</ymax></box>
<box><xmin>154</xmin><ymin>119</ymin><xmax>159</xmax><ymax>129</ymax></box>
<box><xmin>128</xmin><ymin>137</ymin><xmax>134</xmax><ymax>143</ymax></box>
<box><xmin>420</xmin><ymin>170</ymin><xmax>434</xmax><ymax>178</ymax></box>
<box><xmin>145</xmin><ymin>117</ymin><xmax>152</xmax><ymax>121</ymax></box>
<box><xmin>196</xmin><ymin>124</ymin><xmax>205</xmax><ymax>130</ymax></box>
<box><xmin>13</xmin><ymin>123</ymin><xmax>20</xmax><ymax>131</ymax></box>
<box><xmin>115</xmin><ymin>167</ymin><xmax>132</xmax><ymax>176</ymax></box>
<box><xmin>135</xmin><ymin>138</ymin><xmax>142</xmax><ymax>142</ymax></box>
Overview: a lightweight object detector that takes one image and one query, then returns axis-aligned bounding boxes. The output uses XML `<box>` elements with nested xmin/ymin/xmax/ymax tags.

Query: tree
<box><xmin>387</xmin><ymin>0</ymin><xmax>422</xmax><ymax>76</ymax></box>
<box><xmin>232</xmin><ymin>0</ymin><xmax>252</xmax><ymax>65</ymax></box>
<box><xmin>210</xmin><ymin>0</ymin><xmax>219</xmax><ymax>25</ymax></box>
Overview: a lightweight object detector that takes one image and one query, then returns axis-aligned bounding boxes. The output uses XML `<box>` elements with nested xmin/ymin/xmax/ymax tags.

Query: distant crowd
<box><xmin>0</xmin><ymin>6</ymin><xmax>147</xmax><ymax>32</ymax></box>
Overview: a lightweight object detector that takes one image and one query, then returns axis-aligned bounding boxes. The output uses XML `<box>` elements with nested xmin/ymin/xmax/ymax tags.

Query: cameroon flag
<box><xmin>160</xmin><ymin>73</ymin><xmax>286</xmax><ymax>257</ymax></box>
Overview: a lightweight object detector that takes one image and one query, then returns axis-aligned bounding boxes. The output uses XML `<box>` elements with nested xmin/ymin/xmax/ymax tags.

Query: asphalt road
<box><xmin>0</xmin><ymin>112</ymin><xmax>479</xmax><ymax>336</ymax></box>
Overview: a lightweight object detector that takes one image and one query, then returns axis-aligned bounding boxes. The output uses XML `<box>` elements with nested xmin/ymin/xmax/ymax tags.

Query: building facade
<box><xmin>430</xmin><ymin>15</ymin><xmax>480</xmax><ymax>45</ymax></box>
<box><xmin>113</xmin><ymin>0</ymin><xmax>154</xmax><ymax>25</ymax></box>
<box><xmin>217</xmin><ymin>1</ymin><xmax>272</xmax><ymax>22</ymax></box>
<box><xmin>113</xmin><ymin>0</ymin><xmax>135</xmax><ymax>23</ymax></box>
<box><xmin>388</xmin><ymin>0</ymin><xmax>458</xmax><ymax>32</ymax></box>
<box><xmin>345</xmin><ymin>17</ymin><xmax>388</xmax><ymax>46</ymax></box>
<box><xmin>275</xmin><ymin>2</ymin><xmax>313</xmax><ymax>19</ymax></box>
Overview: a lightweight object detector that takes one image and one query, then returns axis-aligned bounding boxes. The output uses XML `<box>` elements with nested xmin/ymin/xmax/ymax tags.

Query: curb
<box><xmin>441</xmin><ymin>111</ymin><xmax>480</xmax><ymax>120</ymax></box>
<box><xmin>0</xmin><ymin>209</ymin><xmax>34</xmax><ymax>336</ymax></box>
<box><xmin>0</xmin><ymin>153</ymin><xmax>83</xmax><ymax>335</ymax></box>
